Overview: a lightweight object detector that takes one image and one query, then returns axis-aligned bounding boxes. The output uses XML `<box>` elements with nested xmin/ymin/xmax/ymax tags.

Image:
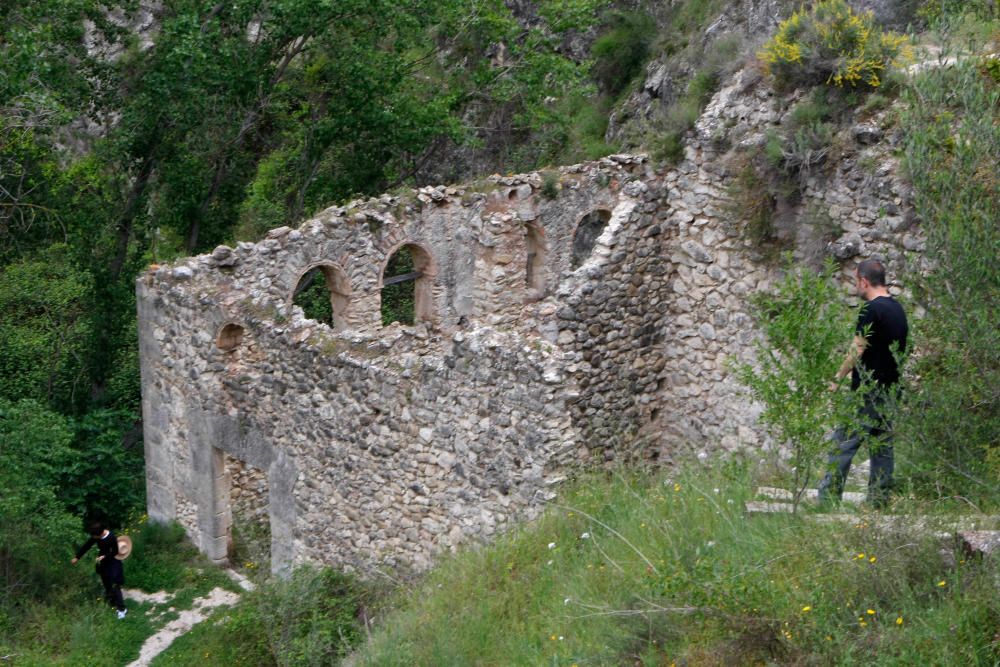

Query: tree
<box><xmin>736</xmin><ymin>260</ymin><xmax>862</xmax><ymax>511</ymax></box>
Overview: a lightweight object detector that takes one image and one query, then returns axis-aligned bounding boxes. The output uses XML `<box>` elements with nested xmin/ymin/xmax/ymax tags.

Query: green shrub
<box><xmin>728</xmin><ymin>163</ymin><xmax>779</xmax><ymax>247</ymax></box>
<box><xmin>781</xmin><ymin>121</ymin><xmax>836</xmax><ymax>174</ymax></box>
<box><xmin>540</xmin><ymin>169</ymin><xmax>561</xmax><ymax>199</ymax></box>
<box><xmin>651</xmin><ymin>131</ymin><xmax>685</xmax><ymax>164</ymax></box>
<box><xmin>980</xmin><ymin>55</ymin><xmax>1000</xmax><ymax>84</ymax></box>
<box><xmin>0</xmin><ymin>399</ymin><xmax>82</xmax><ymax>618</ymax></box>
<box><xmin>256</xmin><ymin>567</ymin><xmax>365</xmax><ymax>666</ymax></box>
<box><xmin>590</xmin><ymin>11</ymin><xmax>657</xmax><ymax>96</ymax></box>
<box><xmin>736</xmin><ymin>260</ymin><xmax>863</xmax><ymax>509</ymax></box>
<box><xmin>760</xmin><ymin>0</ymin><xmax>911</xmax><ymax>90</ymax></box>
<box><xmin>896</xmin><ymin>55</ymin><xmax>1000</xmax><ymax>509</ymax></box>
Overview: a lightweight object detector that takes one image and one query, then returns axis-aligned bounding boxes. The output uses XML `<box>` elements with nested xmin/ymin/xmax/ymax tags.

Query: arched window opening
<box><xmin>571</xmin><ymin>209</ymin><xmax>612</xmax><ymax>269</ymax></box>
<box><xmin>292</xmin><ymin>264</ymin><xmax>351</xmax><ymax>331</ymax></box>
<box><xmin>381</xmin><ymin>244</ymin><xmax>434</xmax><ymax>326</ymax></box>
<box><xmin>525</xmin><ymin>223</ymin><xmax>546</xmax><ymax>297</ymax></box>
<box><xmin>217</xmin><ymin>324</ymin><xmax>245</xmax><ymax>352</ymax></box>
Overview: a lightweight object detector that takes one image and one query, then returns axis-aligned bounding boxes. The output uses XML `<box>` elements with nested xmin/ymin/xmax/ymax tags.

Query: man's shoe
<box><xmin>117</xmin><ymin>609</ymin><xmax>128</xmax><ymax>620</ymax></box>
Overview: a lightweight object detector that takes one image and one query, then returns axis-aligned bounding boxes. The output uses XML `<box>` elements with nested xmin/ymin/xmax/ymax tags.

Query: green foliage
<box><xmin>590</xmin><ymin>11</ymin><xmax>657</xmax><ymax>96</ymax></box>
<box><xmin>652</xmin><ymin>131</ymin><xmax>685</xmax><ymax>165</ymax></box>
<box><xmin>896</xmin><ymin>52</ymin><xmax>1000</xmax><ymax>507</ymax></box>
<box><xmin>125</xmin><ymin>520</ymin><xmax>232</xmax><ymax>596</ymax></box>
<box><xmin>293</xmin><ymin>269</ymin><xmax>335</xmax><ymax>326</ymax></box>
<box><xmin>650</xmin><ymin>34</ymin><xmax>739</xmax><ymax>167</ymax></box>
<box><xmin>760</xmin><ymin>0</ymin><xmax>911</xmax><ymax>90</ymax></box>
<box><xmin>2</xmin><ymin>518</ymin><xmax>235</xmax><ymax>665</ymax></box>
<box><xmin>650</xmin><ymin>72</ymin><xmax>722</xmax><ymax>166</ymax></box>
<box><xmin>540</xmin><ymin>170</ymin><xmax>561</xmax><ymax>199</ymax></box>
<box><xmin>0</xmin><ymin>399</ymin><xmax>80</xmax><ymax>618</ymax></box>
<box><xmin>160</xmin><ymin>566</ymin><xmax>366</xmax><ymax>666</ymax></box>
<box><xmin>0</xmin><ymin>397</ymin><xmax>146</xmax><ymax>628</ymax></box>
<box><xmin>728</xmin><ymin>163</ymin><xmax>778</xmax><ymax>247</ymax></box>
<box><xmin>918</xmin><ymin>0</ymin><xmax>1000</xmax><ymax>24</ymax></box>
<box><xmin>736</xmin><ymin>261</ymin><xmax>862</xmax><ymax>508</ymax></box>
<box><xmin>0</xmin><ymin>245</ymin><xmax>93</xmax><ymax>412</ymax></box>
<box><xmin>256</xmin><ymin>567</ymin><xmax>364</xmax><ymax>666</ymax></box>
<box><xmin>60</xmin><ymin>408</ymin><xmax>145</xmax><ymax>526</ymax></box>
<box><xmin>980</xmin><ymin>55</ymin><xmax>1000</xmax><ymax>84</ymax></box>
<box><xmin>356</xmin><ymin>464</ymin><xmax>1000</xmax><ymax>665</ymax></box>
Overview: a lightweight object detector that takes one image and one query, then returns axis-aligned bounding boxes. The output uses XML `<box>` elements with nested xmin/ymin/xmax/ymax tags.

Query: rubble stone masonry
<box><xmin>138</xmin><ymin>70</ymin><xmax>925</xmax><ymax>574</ymax></box>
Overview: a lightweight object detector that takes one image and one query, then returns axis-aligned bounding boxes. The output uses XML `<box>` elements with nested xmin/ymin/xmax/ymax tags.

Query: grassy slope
<box><xmin>352</xmin><ymin>464</ymin><xmax>1000</xmax><ymax>666</ymax></box>
<box><xmin>6</xmin><ymin>521</ymin><xmax>239</xmax><ymax>666</ymax></box>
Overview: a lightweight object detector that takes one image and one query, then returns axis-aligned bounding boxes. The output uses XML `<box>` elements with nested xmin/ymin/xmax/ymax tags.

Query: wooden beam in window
<box><xmin>383</xmin><ymin>270</ymin><xmax>423</xmax><ymax>286</ymax></box>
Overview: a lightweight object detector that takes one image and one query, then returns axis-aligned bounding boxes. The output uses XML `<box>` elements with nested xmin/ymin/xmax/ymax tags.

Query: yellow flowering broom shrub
<box><xmin>760</xmin><ymin>0</ymin><xmax>911</xmax><ymax>89</ymax></box>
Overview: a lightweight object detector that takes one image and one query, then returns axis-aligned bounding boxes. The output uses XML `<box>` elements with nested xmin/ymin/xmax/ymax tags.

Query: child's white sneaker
<box><xmin>117</xmin><ymin>609</ymin><xmax>128</xmax><ymax>620</ymax></box>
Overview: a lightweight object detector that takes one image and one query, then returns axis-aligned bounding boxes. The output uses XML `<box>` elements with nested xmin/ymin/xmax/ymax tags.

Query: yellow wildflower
<box><xmin>802</xmin><ymin>606</ymin><xmax>812</xmax><ymax>612</ymax></box>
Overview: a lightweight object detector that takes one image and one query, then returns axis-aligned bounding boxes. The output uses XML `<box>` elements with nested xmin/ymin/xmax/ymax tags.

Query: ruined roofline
<box><xmin>138</xmin><ymin>153</ymin><xmax>653</xmax><ymax>359</ymax></box>
<box><xmin>145</xmin><ymin>152</ymin><xmax>648</xmax><ymax>276</ymax></box>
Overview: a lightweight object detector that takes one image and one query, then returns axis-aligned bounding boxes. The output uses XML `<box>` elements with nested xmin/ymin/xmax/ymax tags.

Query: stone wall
<box><xmin>139</xmin><ymin>66</ymin><xmax>925</xmax><ymax>574</ymax></box>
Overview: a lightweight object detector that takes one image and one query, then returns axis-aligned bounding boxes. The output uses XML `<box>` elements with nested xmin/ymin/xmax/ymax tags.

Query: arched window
<box><xmin>380</xmin><ymin>243</ymin><xmax>435</xmax><ymax>326</ymax></box>
<box><xmin>525</xmin><ymin>223</ymin><xmax>546</xmax><ymax>297</ymax></box>
<box><xmin>217</xmin><ymin>323</ymin><xmax>245</xmax><ymax>352</ymax></box>
<box><xmin>571</xmin><ymin>209</ymin><xmax>612</xmax><ymax>269</ymax></box>
<box><xmin>292</xmin><ymin>264</ymin><xmax>351</xmax><ymax>331</ymax></box>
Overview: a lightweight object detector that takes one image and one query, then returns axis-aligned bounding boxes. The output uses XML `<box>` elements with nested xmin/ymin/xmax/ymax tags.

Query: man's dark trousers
<box><xmin>817</xmin><ymin>393</ymin><xmax>894</xmax><ymax>507</ymax></box>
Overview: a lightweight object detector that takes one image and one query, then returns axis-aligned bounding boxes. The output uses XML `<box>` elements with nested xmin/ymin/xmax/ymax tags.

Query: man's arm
<box><xmin>829</xmin><ymin>335</ymin><xmax>867</xmax><ymax>389</ymax></box>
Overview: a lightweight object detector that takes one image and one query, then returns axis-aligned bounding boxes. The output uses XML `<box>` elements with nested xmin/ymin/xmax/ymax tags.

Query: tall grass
<box><xmin>355</xmin><ymin>463</ymin><xmax>999</xmax><ymax>665</ymax></box>
<box><xmin>896</xmin><ymin>46</ymin><xmax>1000</xmax><ymax>510</ymax></box>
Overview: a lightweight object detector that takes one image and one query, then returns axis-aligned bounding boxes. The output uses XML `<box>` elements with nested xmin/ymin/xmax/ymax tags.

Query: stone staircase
<box><xmin>744</xmin><ymin>478</ymin><xmax>1000</xmax><ymax>560</ymax></box>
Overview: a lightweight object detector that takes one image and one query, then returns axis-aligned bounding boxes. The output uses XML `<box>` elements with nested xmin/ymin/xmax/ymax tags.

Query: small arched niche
<box><xmin>217</xmin><ymin>323</ymin><xmax>245</xmax><ymax>353</ymax></box>
<box><xmin>525</xmin><ymin>223</ymin><xmax>547</xmax><ymax>298</ymax></box>
<box><xmin>292</xmin><ymin>263</ymin><xmax>352</xmax><ymax>331</ymax></box>
<box><xmin>571</xmin><ymin>208</ymin><xmax>612</xmax><ymax>269</ymax></box>
<box><xmin>380</xmin><ymin>243</ymin><xmax>436</xmax><ymax>326</ymax></box>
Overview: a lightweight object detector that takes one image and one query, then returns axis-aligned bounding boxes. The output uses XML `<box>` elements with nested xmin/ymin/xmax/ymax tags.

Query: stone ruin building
<box><xmin>138</xmin><ymin>69</ymin><xmax>924</xmax><ymax>575</ymax></box>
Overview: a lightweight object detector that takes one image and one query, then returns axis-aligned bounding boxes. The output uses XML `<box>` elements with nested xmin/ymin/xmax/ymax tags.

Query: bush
<box><xmin>727</xmin><ymin>163</ymin><xmax>777</xmax><ymax>247</ymax></box>
<box><xmin>540</xmin><ymin>169</ymin><xmax>561</xmax><ymax>199</ymax></box>
<box><xmin>735</xmin><ymin>260</ymin><xmax>863</xmax><ymax>509</ymax></box>
<box><xmin>0</xmin><ymin>399</ymin><xmax>82</xmax><ymax>619</ymax></box>
<box><xmin>590</xmin><ymin>11</ymin><xmax>657</xmax><ymax>96</ymax></box>
<box><xmin>256</xmin><ymin>567</ymin><xmax>365</xmax><ymax>666</ymax></box>
<box><xmin>896</xmin><ymin>54</ymin><xmax>1000</xmax><ymax>508</ymax></box>
<box><xmin>760</xmin><ymin>0</ymin><xmax>910</xmax><ymax>90</ymax></box>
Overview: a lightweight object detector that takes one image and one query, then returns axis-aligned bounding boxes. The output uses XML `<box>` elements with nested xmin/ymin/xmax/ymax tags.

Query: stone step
<box><xmin>744</xmin><ymin>502</ymin><xmax>1000</xmax><ymax>537</ymax></box>
<box><xmin>958</xmin><ymin>531</ymin><xmax>1000</xmax><ymax>558</ymax></box>
<box><xmin>755</xmin><ymin>486</ymin><xmax>865</xmax><ymax>505</ymax></box>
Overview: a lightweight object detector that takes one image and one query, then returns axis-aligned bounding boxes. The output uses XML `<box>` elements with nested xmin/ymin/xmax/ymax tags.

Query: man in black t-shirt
<box><xmin>818</xmin><ymin>259</ymin><xmax>908</xmax><ymax>507</ymax></box>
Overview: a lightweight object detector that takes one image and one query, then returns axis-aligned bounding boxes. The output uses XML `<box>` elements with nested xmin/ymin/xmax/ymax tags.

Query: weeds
<box><xmin>354</xmin><ymin>463</ymin><xmax>999</xmax><ymax>666</ymax></box>
<box><xmin>540</xmin><ymin>170</ymin><xmax>561</xmax><ymax>199</ymax></box>
<box><xmin>591</xmin><ymin>11</ymin><xmax>657</xmax><ymax>96</ymax></box>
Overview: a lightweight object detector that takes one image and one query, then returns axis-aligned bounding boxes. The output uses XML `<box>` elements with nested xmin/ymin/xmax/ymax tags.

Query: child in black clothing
<box><xmin>71</xmin><ymin>520</ymin><xmax>127</xmax><ymax>619</ymax></box>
